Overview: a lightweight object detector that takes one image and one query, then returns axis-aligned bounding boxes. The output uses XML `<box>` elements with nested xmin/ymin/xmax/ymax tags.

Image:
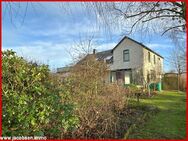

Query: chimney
<box><xmin>93</xmin><ymin>49</ymin><xmax>96</xmax><ymax>54</ymax></box>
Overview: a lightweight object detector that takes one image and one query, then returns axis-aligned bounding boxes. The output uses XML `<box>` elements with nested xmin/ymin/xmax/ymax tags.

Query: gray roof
<box><xmin>95</xmin><ymin>49</ymin><xmax>113</xmax><ymax>61</ymax></box>
<box><xmin>76</xmin><ymin>50</ymin><xmax>113</xmax><ymax>65</ymax></box>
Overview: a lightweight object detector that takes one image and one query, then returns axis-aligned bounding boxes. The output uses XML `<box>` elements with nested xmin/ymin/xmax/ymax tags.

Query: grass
<box><xmin>128</xmin><ymin>91</ymin><xmax>186</xmax><ymax>139</ymax></box>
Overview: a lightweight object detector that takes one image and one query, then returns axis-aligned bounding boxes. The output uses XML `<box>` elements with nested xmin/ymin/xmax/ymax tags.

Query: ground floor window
<box><xmin>110</xmin><ymin>70</ymin><xmax>132</xmax><ymax>84</ymax></box>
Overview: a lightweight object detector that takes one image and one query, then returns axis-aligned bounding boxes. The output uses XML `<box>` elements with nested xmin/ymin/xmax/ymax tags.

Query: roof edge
<box><xmin>112</xmin><ymin>36</ymin><xmax>164</xmax><ymax>59</ymax></box>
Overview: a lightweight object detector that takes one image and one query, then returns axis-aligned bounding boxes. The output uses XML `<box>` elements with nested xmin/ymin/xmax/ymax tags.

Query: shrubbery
<box><xmin>3</xmin><ymin>51</ymin><xmax>134</xmax><ymax>139</ymax></box>
<box><xmin>60</xmin><ymin>56</ymin><xmax>132</xmax><ymax>139</ymax></box>
<box><xmin>2</xmin><ymin>50</ymin><xmax>78</xmax><ymax>138</ymax></box>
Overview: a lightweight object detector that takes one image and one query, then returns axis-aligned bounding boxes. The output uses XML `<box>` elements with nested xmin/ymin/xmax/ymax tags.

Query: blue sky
<box><xmin>2</xmin><ymin>2</ymin><xmax>184</xmax><ymax>72</ymax></box>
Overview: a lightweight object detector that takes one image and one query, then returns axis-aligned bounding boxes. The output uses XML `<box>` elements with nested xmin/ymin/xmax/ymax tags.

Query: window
<box><xmin>123</xmin><ymin>49</ymin><xmax>129</xmax><ymax>62</ymax></box>
<box><xmin>148</xmin><ymin>52</ymin><xmax>151</xmax><ymax>62</ymax></box>
<box><xmin>153</xmin><ymin>55</ymin><xmax>155</xmax><ymax>64</ymax></box>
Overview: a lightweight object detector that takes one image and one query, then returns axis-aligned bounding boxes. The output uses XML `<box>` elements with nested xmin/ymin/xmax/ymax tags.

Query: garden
<box><xmin>2</xmin><ymin>50</ymin><xmax>186</xmax><ymax>139</ymax></box>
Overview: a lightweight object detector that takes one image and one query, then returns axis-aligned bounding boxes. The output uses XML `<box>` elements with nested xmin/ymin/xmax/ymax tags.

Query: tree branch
<box><xmin>162</xmin><ymin>24</ymin><xmax>185</xmax><ymax>35</ymax></box>
<box><xmin>142</xmin><ymin>14</ymin><xmax>182</xmax><ymax>23</ymax></box>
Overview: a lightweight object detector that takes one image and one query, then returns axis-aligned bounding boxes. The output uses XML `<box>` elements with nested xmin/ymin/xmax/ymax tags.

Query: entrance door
<box><xmin>116</xmin><ymin>71</ymin><xmax>122</xmax><ymax>80</ymax></box>
<box><xmin>116</xmin><ymin>71</ymin><xmax>123</xmax><ymax>84</ymax></box>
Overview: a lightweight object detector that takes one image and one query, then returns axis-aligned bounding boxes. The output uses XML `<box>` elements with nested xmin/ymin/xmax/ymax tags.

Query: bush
<box><xmin>2</xmin><ymin>50</ymin><xmax>78</xmax><ymax>138</ymax></box>
<box><xmin>60</xmin><ymin>56</ymin><xmax>132</xmax><ymax>139</ymax></box>
<box><xmin>124</xmin><ymin>84</ymin><xmax>139</xmax><ymax>91</ymax></box>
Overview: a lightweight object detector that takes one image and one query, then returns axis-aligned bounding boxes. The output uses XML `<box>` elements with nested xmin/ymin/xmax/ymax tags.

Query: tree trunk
<box><xmin>148</xmin><ymin>83</ymin><xmax>151</xmax><ymax>97</ymax></box>
<box><xmin>177</xmin><ymin>65</ymin><xmax>181</xmax><ymax>92</ymax></box>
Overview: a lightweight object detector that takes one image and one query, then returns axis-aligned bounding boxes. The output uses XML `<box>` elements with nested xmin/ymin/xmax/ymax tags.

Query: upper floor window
<box><xmin>158</xmin><ymin>57</ymin><xmax>161</xmax><ymax>63</ymax></box>
<box><xmin>123</xmin><ymin>49</ymin><xmax>129</xmax><ymax>62</ymax></box>
<box><xmin>148</xmin><ymin>52</ymin><xmax>151</xmax><ymax>62</ymax></box>
<box><xmin>154</xmin><ymin>55</ymin><xmax>156</xmax><ymax>64</ymax></box>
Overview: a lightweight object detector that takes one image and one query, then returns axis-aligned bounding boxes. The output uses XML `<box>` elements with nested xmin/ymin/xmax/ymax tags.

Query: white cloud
<box><xmin>3</xmin><ymin>39</ymin><xmax>119</xmax><ymax>71</ymax></box>
<box><xmin>3</xmin><ymin>42</ymin><xmax>74</xmax><ymax>70</ymax></box>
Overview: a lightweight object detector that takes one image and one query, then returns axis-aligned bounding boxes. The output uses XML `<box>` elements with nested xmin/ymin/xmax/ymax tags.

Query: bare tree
<box><xmin>166</xmin><ymin>38</ymin><xmax>186</xmax><ymax>91</ymax></box>
<box><xmin>147</xmin><ymin>70</ymin><xmax>162</xmax><ymax>96</ymax></box>
<box><xmin>66</xmin><ymin>33</ymin><xmax>96</xmax><ymax>65</ymax></box>
<box><xmin>131</xmin><ymin>67</ymin><xmax>145</xmax><ymax>85</ymax></box>
<box><xmin>132</xmin><ymin>63</ymin><xmax>163</xmax><ymax>96</ymax></box>
<box><xmin>86</xmin><ymin>2</ymin><xmax>186</xmax><ymax>36</ymax></box>
<box><xmin>4</xmin><ymin>2</ymin><xmax>186</xmax><ymax>35</ymax></box>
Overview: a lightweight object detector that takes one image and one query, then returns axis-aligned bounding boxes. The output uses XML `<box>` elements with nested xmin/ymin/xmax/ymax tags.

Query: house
<box><xmin>57</xmin><ymin>36</ymin><xmax>164</xmax><ymax>85</ymax></box>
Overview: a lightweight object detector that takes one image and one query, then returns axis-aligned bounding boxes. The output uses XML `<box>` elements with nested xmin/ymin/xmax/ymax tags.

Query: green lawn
<box><xmin>128</xmin><ymin>91</ymin><xmax>186</xmax><ymax>139</ymax></box>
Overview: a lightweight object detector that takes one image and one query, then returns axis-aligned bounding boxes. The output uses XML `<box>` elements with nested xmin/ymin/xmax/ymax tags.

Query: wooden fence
<box><xmin>162</xmin><ymin>73</ymin><xmax>186</xmax><ymax>91</ymax></box>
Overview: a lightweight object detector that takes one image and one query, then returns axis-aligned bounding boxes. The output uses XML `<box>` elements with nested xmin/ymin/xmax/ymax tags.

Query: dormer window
<box><xmin>123</xmin><ymin>49</ymin><xmax>129</xmax><ymax>62</ymax></box>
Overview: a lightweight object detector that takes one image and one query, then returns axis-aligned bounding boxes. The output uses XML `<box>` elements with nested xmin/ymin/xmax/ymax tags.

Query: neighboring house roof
<box><xmin>76</xmin><ymin>54</ymin><xmax>93</xmax><ymax>65</ymax></box>
<box><xmin>57</xmin><ymin>66</ymin><xmax>72</xmax><ymax>73</ymax></box>
<box><xmin>112</xmin><ymin>36</ymin><xmax>164</xmax><ymax>59</ymax></box>
<box><xmin>95</xmin><ymin>49</ymin><xmax>113</xmax><ymax>64</ymax></box>
<box><xmin>76</xmin><ymin>49</ymin><xmax>113</xmax><ymax>65</ymax></box>
<box><xmin>95</xmin><ymin>49</ymin><xmax>113</xmax><ymax>60</ymax></box>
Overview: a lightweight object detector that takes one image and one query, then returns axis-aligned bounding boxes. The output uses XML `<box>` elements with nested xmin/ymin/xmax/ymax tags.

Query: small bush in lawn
<box><xmin>2</xmin><ymin>50</ymin><xmax>78</xmax><ymax>138</ymax></box>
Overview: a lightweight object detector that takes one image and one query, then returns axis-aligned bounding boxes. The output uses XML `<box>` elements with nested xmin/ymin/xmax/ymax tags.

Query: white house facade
<box><xmin>101</xmin><ymin>36</ymin><xmax>164</xmax><ymax>85</ymax></box>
